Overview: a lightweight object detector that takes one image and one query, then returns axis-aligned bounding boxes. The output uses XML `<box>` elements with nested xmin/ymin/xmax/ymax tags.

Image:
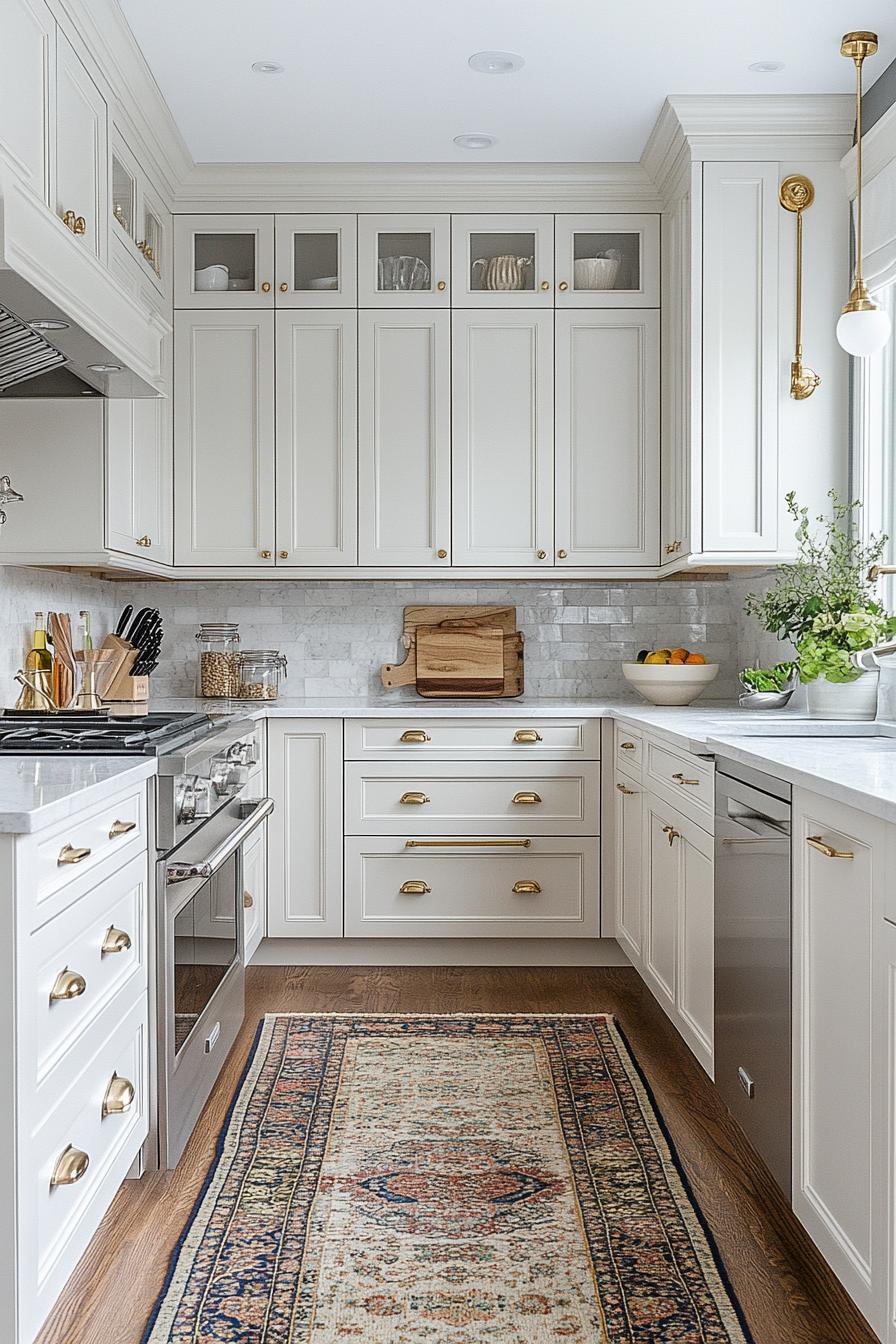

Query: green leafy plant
<box><xmin>740</xmin><ymin>662</ymin><xmax>798</xmax><ymax>693</ymax></box>
<box><xmin>743</xmin><ymin>492</ymin><xmax>896</xmax><ymax>684</ymax></box>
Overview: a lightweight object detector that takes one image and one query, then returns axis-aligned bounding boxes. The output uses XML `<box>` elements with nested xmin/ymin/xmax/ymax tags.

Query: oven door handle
<box><xmin>166</xmin><ymin>797</ymin><xmax>275</xmax><ymax>885</ymax></box>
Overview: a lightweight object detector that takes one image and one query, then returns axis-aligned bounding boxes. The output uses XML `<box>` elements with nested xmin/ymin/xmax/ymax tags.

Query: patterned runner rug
<box><xmin>144</xmin><ymin>1014</ymin><xmax>753</xmax><ymax>1343</ymax></box>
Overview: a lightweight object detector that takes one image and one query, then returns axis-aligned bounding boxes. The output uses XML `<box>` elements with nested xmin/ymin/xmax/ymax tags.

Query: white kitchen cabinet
<box><xmin>0</xmin><ymin>0</ymin><xmax>53</xmax><ymax>201</ymax></box>
<box><xmin>105</xmin><ymin>391</ymin><xmax>173</xmax><ymax>564</ymax></box>
<box><xmin>452</xmin><ymin>309</ymin><xmax>554</xmax><ymax>567</ymax></box>
<box><xmin>275</xmin><ymin>214</ymin><xmax>357</xmax><ymax>307</ymax></box>
<box><xmin>554</xmin><ymin>214</ymin><xmax>660</xmax><ymax>308</ymax></box>
<box><xmin>358</xmin><ymin>310</ymin><xmax>451</xmax><ymax>566</ymax></box>
<box><xmin>451</xmin><ymin>213</ymin><xmax>554</xmax><ymax>308</ymax></box>
<box><xmin>266</xmin><ymin>720</ymin><xmax>344</xmax><ymax>938</ymax></box>
<box><xmin>554</xmin><ymin>309</ymin><xmax>659</xmax><ymax>566</ymax></box>
<box><xmin>54</xmin><ymin>29</ymin><xmax>107</xmax><ymax>261</ymax></box>
<box><xmin>174</xmin><ymin>214</ymin><xmax>275</xmax><ymax>308</ymax></box>
<box><xmin>109</xmin><ymin>131</ymin><xmax>168</xmax><ymax>303</ymax></box>
<box><xmin>792</xmin><ymin>788</ymin><xmax>886</xmax><ymax>1335</ymax></box>
<box><xmin>357</xmin><ymin>214</ymin><xmax>450</xmax><ymax>307</ymax></box>
<box><xmin>242</xmin><ymin>823</ymin><xmax>266</xmax><ymax>964</ymax></box>
<box><xmin>643</xmin><ymin>795</ymin><xmax>680</xmax><ymax>1015</ymax></box>
<box><xmin>174</xmin><ymin>310</ymin><xmax>276</xmax><ymax>566</ymax></box>
<box><xmin>613</xmin><ymin>771</ymin><xmax>644</xmax><ymax>966</ymax></box>
<box><xmin>275</xmin><ymin>310</ymin><xmax>357</xmax><ymax>566</ymax></box>
<box><xmin>660</xmin><ymin>179</ymin><xmax>698</xmax><ymax>562</ymax></box>
<box><xmin>878</xmin><ymin>916</ymin><xmax>896</xmax><ymax>1344</ymax></box>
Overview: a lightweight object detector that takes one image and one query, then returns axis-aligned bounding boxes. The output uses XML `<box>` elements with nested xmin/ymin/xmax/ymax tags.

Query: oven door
<box><xmin>157</xmin><ymin>796</ymin><xmax>273</xmax><ymax>1168</ymax></box>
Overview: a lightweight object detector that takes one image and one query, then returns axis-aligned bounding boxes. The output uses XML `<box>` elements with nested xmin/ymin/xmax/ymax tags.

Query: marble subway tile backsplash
<box><xmin>0</xmin><ymin>565</ymin><xmax>118</xmax><ymax>698</ymax></box>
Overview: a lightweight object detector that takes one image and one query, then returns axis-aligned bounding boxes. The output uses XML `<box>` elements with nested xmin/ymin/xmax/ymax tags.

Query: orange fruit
<box><xmin>685</xmin><ymin>652</ymin><xmax>706</xmax><ymax>665</ymax></box>
<box><xmin>670</xmin><ymin>654</ymin><xmax>686</xmax><ymax>664</ymax></box>
<box><xmin>670</xmin><ymin>647</ymin><xmax>688</xmax><ymax>661</ymax></box>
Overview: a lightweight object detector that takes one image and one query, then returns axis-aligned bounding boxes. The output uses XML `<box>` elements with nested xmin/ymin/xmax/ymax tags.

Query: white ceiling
<box><xmin>117</xmin><ymin>0</ymin><xmax>896</xmax><ymax>163</ymax></box>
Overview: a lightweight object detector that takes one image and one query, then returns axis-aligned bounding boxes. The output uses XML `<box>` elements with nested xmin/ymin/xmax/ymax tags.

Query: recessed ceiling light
<box><xmin>251</xmin><ymin>60</ymin><xmax>284</xmax><ymax>74</ymax></box>
<box><xmin>748</xmin><ymin>60</ymin><xmax>785</xmax><ymax>72</ymax></box>
<box><xmin>87</xmin><ymin>362</ymin><xmax>121</xmax><ymax>373</ymax></box>
<box><xmin>29</xmin><ymin>319</ymin><xmax>68</xmax><ymax>331</ymax></box>
<box><xmin>454</xmin><ymin>133</ymin><xmax>497</xmax><ymax>150</ymax></box>
<box><xmin>468</xmin><ymin>50</ymin><xmax>524</xmax><ymax>75</ymax></box>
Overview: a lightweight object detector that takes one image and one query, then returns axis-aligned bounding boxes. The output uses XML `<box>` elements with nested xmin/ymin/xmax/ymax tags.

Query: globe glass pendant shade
<box><xmin>836</xmin><ymin>305</ymin><xmax>892</xmax><ymax>356</ymax></box>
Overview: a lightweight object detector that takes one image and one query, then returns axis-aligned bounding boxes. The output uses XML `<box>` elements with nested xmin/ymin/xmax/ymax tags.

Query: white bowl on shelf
<box><xmin>622</xmin><ymin>661</ymin><xmax>719</xmax><ymax>706</ymax></box>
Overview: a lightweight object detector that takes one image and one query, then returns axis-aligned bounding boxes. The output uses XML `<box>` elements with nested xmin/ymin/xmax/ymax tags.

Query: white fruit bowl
<box><xmin>622</xmin><ymin>661</ymin><xmax>719</xmax><ymax>707</ymax></box>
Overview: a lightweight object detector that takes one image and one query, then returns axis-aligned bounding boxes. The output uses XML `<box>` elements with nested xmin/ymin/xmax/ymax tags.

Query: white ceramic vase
<box><xmin>805</xmin><ymin>669</ymin><xmax>879</xmax><ymax>720</ymax></box>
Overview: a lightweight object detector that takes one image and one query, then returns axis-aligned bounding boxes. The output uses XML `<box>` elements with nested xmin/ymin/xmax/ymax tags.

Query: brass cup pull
<box><xmin>662</xmin><ymin>825</ymin><xmax>680</xmax><ymax>846</ymax></box>
<box><xmin>261</xmin><ymin>281</ymin><xmax>272</xmax><ymax>293</ymax></box>
<box><xmin>58</xmin><ymin>843</ymin><xmax>91</xmax><ymax>866</ymax></box>
<box><xmin>50</xmin><ymin>969</ymin><xmax>86</xmax><ymax>1002</ymax></box>
<box><xmin>400</xmin><ymin>730</ymin><xmax>431</xmax><ymax>744</ymax></box>
<box><xmin>558</xmin><ymin>281</ymin><xmax>569</xmax><ymax>291</ymax></box>
<box><xmin>540</xmin><ymin>280</ymin><xmax>550</xmax><ymax>290</ymax></box>
<box><xmin>512</xmin><ymin>791</ymin><xmax>542</xmax><ymax>805</ymax></box>
<box><xmin>437</xmin><ymin>280</ymin><xmax>447</xmax><ymax>291</ymax></box>
<box><xmin>101</xmin><ymin>927</ymin><xmax>131</xmax><ymax>955</ymax></box>
<box><xmin>50</xmin><ymin>1145</ymin><xmax>89</xmax><ymax>1188</ymax></box>
<box><xmin>244</xmin><ymin>890</ymin><xmax>254</xmax><ymax>908</ymax></box>
<box><xmin>672</xmin><ymin>772</ymin><xmax>700</xmax><ymax>787</ymax></box>
<box><xmin>400</xmin><ymin>880</ymin><xmax>431</xmax><ymax>895</ymax></box>
<box><xmin>109</xmin><ymin>819</ymin><xmax>137</xmax><ymax>839</ymax></box>
<box><xmin>513</xmin><ymin>729</ymin><xmax>542</xmax><ymax>744</ymax></box>
<box><xmin>806</xmin><ymin>835</ymin><xmax>855</xmax><ymax>860</ymax></box>
<box><xmin>620</xmin><ymin>741</ymin><xmax>636</xmax><ymax>750</ymax></box>
<box><xmin>616</xmin><ymin>782</ymin><xmax>636</xmax><ymax>796</ymax></box>
<box><xmin>136</xmin><ymin>535</ymin><xmax>152</xmax><ymax>547</ymax></box>
<box><xmin>400</xmin><ymin>792</ymin><xmax>430</xmax><ymax>806</ymax></box>
<box><xmin>279</xmin><ymin>282</ymin><xmax>289</xmax><ymax>292</ymax></box>
<box><xmin>512</xmin><ymin>880</ymin><xmax>542</xmax><ymax>894</ymax></box>
<box><xmin>102</xmin><ymin>1073</ymin><xmax>135</xmax><ymax>1118</ymax></box>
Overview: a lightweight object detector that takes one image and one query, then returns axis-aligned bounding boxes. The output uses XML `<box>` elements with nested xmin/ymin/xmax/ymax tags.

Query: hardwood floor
<box><xmin>37</xmin><ymin>966</ymin><xmax>877</xmax><ymax>1344</ymax></box>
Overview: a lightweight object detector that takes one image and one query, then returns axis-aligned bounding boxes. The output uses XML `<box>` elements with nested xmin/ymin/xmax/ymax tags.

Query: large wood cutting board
<box><xmin>415</xmin><ymin>623</ymin><xmax>505</xmax><ymax>696</ymax></box>
<box><xmin>380</xmin><ymin>606</ymin><xmax>524</xmax><ymax>697</ymax></box>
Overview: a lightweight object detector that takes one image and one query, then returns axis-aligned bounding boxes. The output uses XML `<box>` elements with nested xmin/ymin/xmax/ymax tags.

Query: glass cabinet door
<box><xmin>554</xmin><ymin>214</ymin><xmax>660</xmax><ymax>307</ymax></box>
<box><xmin>111</xmin><ymin>150</ymin><xmax>136</xmax><ymax>241</ymax></box>
<box><xmin>452</xmin><ymin>214</ymin><xmax>554</xmax><ymax>308</ymax></box>
<box><xmin>139</xmin><ymin>199</ymin><xmax>163</xmax><ymax>281</ymax></box>
<box><xmin>357</xmin><ymin>214</ymin><xmax>450</xmax><ymax>307</ymax></box>
<box><xmin>275</xmin><ymin>214</ymin><xmax>357</xmax><ymax>307</ymax></box>
<box><xmin>174</xmin><ymin>214</ymin><xmax>275</xmax><ymax>307</ymax></box>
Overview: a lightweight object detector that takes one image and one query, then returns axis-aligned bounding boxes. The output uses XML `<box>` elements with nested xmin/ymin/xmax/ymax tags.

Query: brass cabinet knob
<box><xmin>536</xmin><ymin>550</ymin><xmax>547</xmax><ymax>560</ymax></box>
<box><xmin>437</xmin><ymin>280</ymin><xmax>447</xmax><ymax>291</ymax></box>
<box><xmin>279</xmin><ymin>282</ymin><xmax>289</xmax><ymax>292</ymax></box>
<box><xmin>279</xmin><ymin>550</ymin><xmax>289</xmax><ymax>559</ymax></box>
<box><xmin>109</xmin><ymin>819</ymin><xmax>136</xmax><ymax>839</ymax></box>
<box><xmin>400</xmin><ymin>791</ymin><xmax>430</xmax><ymax>805</ymax></box>
<box><xmin>400</xmin><ymin>730</ymin><xmax>431</xmax><ymax>744</ymax></box>
<box><xmin>50</xmin><ymin>1144</ymin><xmax>89</xmax><ymax>1188</ymax></box>
<box><xmin>437</xmin><ymin>548</ymin><xmax>448</xmax><ymax>559</ymax></box>
<box><xmin>74</xmin><ymin>216</ymin><xmax>86</xmax><ymax>235</ymax></box>
<box><xmin>243</xmin><ymin>890</ymin><xmax>254</xmax><ymax>908</ymax></box>
<box><xmin>50</xmin><ymin>968</ymin><xmax>87</xmax><ymax>1002</ymax></box>
<box><xmin>101</xmin><ymin>927</ymin><xmax>131</xmax><ymax>955</ymax></box>
<box><xmin>61</xmin><ymin>210</ymin><xmax>86</xmax><ymax>235</ymax></box>
<box><xmin>261</xmin><ymin>282</ymin><xmax>272</xmax><ymax>293</ymax></box>
<box><xmin>136</xmin><ymin>535</ymin><xmax>152</xmax><ymax>547</ymax></box>
<box><xmin>512</xmin><ymin>880</ymin><xmax>542</xmax><ymax>894</ymax></box>
<box><xmin>399</xmin><ymin>880</ymin><xmax>431</xmax><ymax>895</ymax></box>
<box><xmin>616</xmin><ymin>782</ymin><xmax>637</xmax><ymax>795</ymax></box>
<box><xmin>513</xmin><ymin>729</ymin><xmax>542</xmax><ymax>744</ymax></box>
<box><xmin>259</xmin><ymin>549</ymin><xmax>272</xmax><ymax>559</ymax></box>
<box><xmin>58</xmin><ymin>843</ymin><xmax>91</xmax><ymax>866</ymax></box>
<box><xmin>102</xmin><ymin>1072</ymin><xmax>135</xmax><ymax>1118</ymax></box>
<box><xmin>557</xmin><ymin>549</ymin><xmax>568</xmax><ymax>559</ymax></box>
<box><xmin>540</xmin><ymin>280</ymin><xmax>550</xmax><ymax>291</ymax></box>
<box><xmin>558</xmin><ymin>281</ymin><xmax>569</xmax><ymax>291</ymax></box>
<box><xmin>512</xmin><ymin>791</ymin><xmax>542</xmax><ymax>805</ymax></box>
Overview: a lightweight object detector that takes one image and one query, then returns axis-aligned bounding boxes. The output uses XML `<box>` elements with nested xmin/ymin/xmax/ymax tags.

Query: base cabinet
<box><xmin>613</xmin><ymin>771</ymin><xmax>644</xmax><ymax>964</ymax></box>
<box><xmin>242</xmin><ymin>823</ymin><xmax>266</xmax><ymax>963</ymax></box>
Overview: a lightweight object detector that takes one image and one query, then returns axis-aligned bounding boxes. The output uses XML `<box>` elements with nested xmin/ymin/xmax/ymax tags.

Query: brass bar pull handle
<box><xmin>512</xmin><ymin>880</ymin><xmax>541</xmax><ymax>894</ymax></box>
<box><xmin>109</xmin><ymin>819</ymin><xmax>137</xmax><ymax>839</ymax></box>
<box><xmin>662</xmin><ymin>825</ymin><xmax>680</xmax><ymax>846</ymax></box>
<box><xmin>400</xmin><ymin>730</ymin><xmax>431</xmax><ymax>744</ymax></box>
<box><xmin>806</xmin><ymin>835</ymin><xmax>855</xmax><ymax>860</ymax></box>
<box><xmin>512</xmin><ymin>791</ymin><xmax>542</xmax><ymax>805</ymax></box>
<box><xmin>243</xmin><ymin>890</ymin><xmax>254</xmax><ymax>909</ymax></box>
<box><xmin>102</xmin><ymin>1073</ymin><xmax>135</xmax><ymax>1118</ymax></box>
<box><xmin>58</xmin><ymin>843</ymin><xmax>91</xmax><ymax>866</ymax></box>
<box><xmin>400</xmin><ymin>792</ymin><xmax>430</xmax><ymax>806</ymax></box>
<box><xmin>399</xmin><ymin>880</ymin><xmax>431</xmax><ymax>895</ymax></box>
<box><xmin>513</xmin><ymin>729</ymin><xmax>542</xmax><ymax>744</ymax></box>
<box><xmin>50</xmin><ymin>968</ymin><xmax>87</xmax><ymax>1002</ymax></box>
<box><xmin>101</xmin><ymin>927</ymin><xmax>131</xmax><ymax>955</ymax></box>
<box><xmin>672</xmin><ymin>772</ymin><xmax>700</xmax><ymax>787</ymax></box>
<box><xmin>620</xmin><ymin>741</ymin><xmax>636</xmax><ymax>750</ymax></box>
<box><xmin>616</xmin><ymin>782</ymin><xmax>636</xmax><ymax>796</ymax></box>
<box><xmin>50</xmin><ymin>1145</ymin><xmax>89</xmax><ymax>1188</ymax></box>
<box><xmin>405</xmin><ymin>838</ymin><xmax>531</xmax><ymax>848</ymax></box>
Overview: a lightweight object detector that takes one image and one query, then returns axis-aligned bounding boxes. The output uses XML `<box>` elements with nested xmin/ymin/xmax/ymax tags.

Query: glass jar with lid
<box><xmin>195</xmin><ymin>622</ymin><xmax>241</xmax><ymax>698</ymax></box>
<box><xmin>237</xmin><ymin>649</ymin><xmax>288</xmax><ymax>701</ymax></box>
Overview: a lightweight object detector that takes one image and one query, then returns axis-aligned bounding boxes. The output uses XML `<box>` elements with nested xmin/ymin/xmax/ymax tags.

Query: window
<box><xmin>854</xmin><ymin>282</ymin><xmax>896</xmax><ymax>607</ymax></box>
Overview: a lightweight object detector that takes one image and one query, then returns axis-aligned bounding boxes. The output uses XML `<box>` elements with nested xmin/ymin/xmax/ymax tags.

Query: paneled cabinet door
<box><xmin>555</xmin><ymin>310</ymin><xmax>659</xmax><ymax>566</ymax></box>
<box><xmin>174</xmin><ymin>214</ymin><xmax>275</xmax><ymax>308</ymax></box>
<box><xmin>174</xmin><ymin>311</ymin><xmax>275</xmax><ymax>566</ymax></box>
<box><xmin>105</xmin><ymin>394</ymin><xmax>173</xmax><ymax>564</ymax></box>
<box><xmin>0</xmin><ymin>0</ymin><xmax>53</xmax><ymax>200</ymax></box>
<box><xmin>642</xmin><ymin>795</ymin><xmax>680</xmax><ymax>1016</ymax></box>
<box><xmin>276</xmin><ymin>310</ymin><xmax>357</xmax><ymax>565</ymax></box>
<box><xmin>702</xmin><ymin>162</ymin><xmax>779</xmax><ymax>553</ymax></box>
<box><xmin>878</xmin><ymin>916</ymin><xmax>896</xmax><ymax>1344</ymax></box>
<box><xmin>358</xmin><ymin>214</ymin><xmax>450</xmax><ymax>307</ymax></box>
<box><xmin>358</xmin><ymin>310</ymin><xmax>451</xmax><ymax>566</ymax></box>
<box><xmin>792</xmin><ymin>790</ymin><xmax>885</xmax><ymax>1333</ymax></box>
<box><xmin>451</xmin><ymin>214</ymin><xmax>554</xmax><ymax>308</ymax></box>
<box><xmin>275</xmin><ymin>214</ymin><xmax>357</xmax><ymax>307</ymax></box>
<box><xmin>614</xmin><ymin>773</ymin><xmax>643</xmax><ymax>967</ymax></box>
<box><xmin>54</xmin><ymin>29</ymin><xmax>107</xmax><ymax>261</ymax></box>
<box><xmin>242</xmin><ymin>824</ymin><xmax>266</xmax><ymax>964</ymax></box>
<box><xmin>661</xmin><ymin>181</ymin><xmax>697</xmax><ymax>563</ymax></box>
<box><xmin>678</xmin><ymin>819</ymin><xmax>714</xmax><ymax>1069</ymax></box>
<box><xmin>555</xmin><ymin>214</ymin><xmax>660</xmax><ymax>308</ymax></box>
<box><xmin>266</xmin><ymin>720</ymin><xmax>344</xmax><ymax>938</ymax></box>
<box><xmin>452</xmin><ymin>309</ymin><xmax>553</xmax><ymax>567</ymax></box>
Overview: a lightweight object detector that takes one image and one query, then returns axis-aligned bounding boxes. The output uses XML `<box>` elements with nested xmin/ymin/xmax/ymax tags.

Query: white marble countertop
<box><xmin>0</xmin><ymin>757</ymin><xmax>156</xmax><ymax>835</ymax></box>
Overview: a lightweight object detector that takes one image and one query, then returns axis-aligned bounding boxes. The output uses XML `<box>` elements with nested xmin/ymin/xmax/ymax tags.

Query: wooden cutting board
<box><xmin>415</xmin><ymin>622</ymin><xmax>505</xmax><ymax>696</ymax></box>
<box><xmin>380</xmin><ymin>606</ymin><xmax>524</xmax><ymax>697</ymax></box>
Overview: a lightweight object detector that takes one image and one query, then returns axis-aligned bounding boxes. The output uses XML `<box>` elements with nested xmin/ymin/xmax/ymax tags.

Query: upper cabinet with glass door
<box><xmin>357</xmin><ymin>215</ymin><xmax>450</xmax><ymax>307</ymax></box>
<box><xmin>174</xmin><ymin>215</ymin><xmax>275</xmax><ymax>308</ymax></box>
<box><xmin>109</xmin><ymin>132</ymin><xmax>167</xmax><ymax>298</ymax></box>
<box><xmin>275</xmin><ymin>214</ymin><xmax>357</xmax><ymax>307</ymax></box>
<box><xmin>555</xmin><ymin>214</ymin><xmax>659</xmax><ymax>307</ymax></box>
<box><xmin>452</xmin><ymin>215</ymin><xmax>554</xmax><ymax>308</ymax></box>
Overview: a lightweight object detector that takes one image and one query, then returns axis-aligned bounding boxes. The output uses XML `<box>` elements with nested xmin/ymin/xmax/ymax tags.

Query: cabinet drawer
<box><xmin>25</xmin><ymin>853</ymin><xmax>148</xmax><ymax>1094</ymax></box>
<box><xmin>615</xmin><ymin>722</ymin><xmax>643</xmax><ymax>778</ymax></box>
<box><xmin>24</xmin><ymin>782</ymin><xmax>147</xmax><ymax>926</ymax></box>
<box><xmin>645</xmin><ymin>740</ymin><xmax>714</xmax><ymax>820</ymax></box>
<box><xmin>344</xmin><ymin>718</ymin><xmax>601</xmax><ymax>761</ymax></box>
<box><xmin>345</xmin><ymin>761</ymin><xmax>600</xmax><ymax>836</ymax></box>
<box><xmin>344</xmin><ymin>836</ymin><xmax>599</xmax><ymax>938</ymax></box>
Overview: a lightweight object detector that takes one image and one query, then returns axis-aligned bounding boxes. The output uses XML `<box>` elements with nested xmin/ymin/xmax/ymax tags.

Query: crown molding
<box><xmin>841</xmin><ymin>98</ymin><xmax>896</xmax><ymax>197</ymax></box>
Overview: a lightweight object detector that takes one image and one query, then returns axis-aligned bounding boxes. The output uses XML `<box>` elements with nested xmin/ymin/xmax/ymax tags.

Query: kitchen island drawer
<box><xmin>345</xmin><ymin>761</ymin><xmax>600</xmax><ymax>835</ymax></box>
<box><xmin>344</xmin><ymin>836</ymin><xmax>599</xmax><ymax>937</ymax></box>
<box><xmin>344</xmin><ymin>718</ymin><xmax>601</xmax><ymax>761</ymax></box>
<box><xmin>615</xmin><ymin>722</ymin><xmax>643</xmax><ymax>778</ymax></box>
<box><xmin>645</xmin><ymin>739</ymin><xmax>714</xmax><ymax>822</ymax></box>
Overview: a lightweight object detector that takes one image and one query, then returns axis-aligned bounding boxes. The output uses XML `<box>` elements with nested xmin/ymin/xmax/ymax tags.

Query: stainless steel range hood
<box><xmin>0</xmin><ymin>173</ymin><xmax>169</xmax><ymax>398</ymax></box>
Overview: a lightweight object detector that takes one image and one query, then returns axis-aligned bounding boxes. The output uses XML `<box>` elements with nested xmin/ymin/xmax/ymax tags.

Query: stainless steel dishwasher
<box><xmin>714</xmin><ymin>757</ymin><xmax>792</xmax><ymax>1196</ymax></box>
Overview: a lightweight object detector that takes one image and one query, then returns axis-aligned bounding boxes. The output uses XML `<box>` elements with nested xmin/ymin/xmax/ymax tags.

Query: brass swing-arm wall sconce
<box><xmin>0</xmin><ymin>475</ymin><xmax>24</xmax><ymax>528</ymax></box>
<box><xmin>779</xmin><ymin>174</ymin><xmax>821</xmax><ymax>399</ymax></box>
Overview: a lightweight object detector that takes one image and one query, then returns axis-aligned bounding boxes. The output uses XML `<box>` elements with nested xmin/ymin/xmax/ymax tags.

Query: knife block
<box><xmin>102</xmin><ymin>649</ymin><xmax>149</xmax><ymax>703</ymax></box>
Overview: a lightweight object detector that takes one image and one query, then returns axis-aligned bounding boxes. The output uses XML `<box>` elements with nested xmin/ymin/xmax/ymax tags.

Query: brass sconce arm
<box><xmin>0</xmin><ymin>475</ymin><xmax>23</xmax><ymax>528</ymax></box>
<box><xmin>779</xmin><ymin>175</ymin><xmax>821</xmax><ymax>399</ymax></box>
